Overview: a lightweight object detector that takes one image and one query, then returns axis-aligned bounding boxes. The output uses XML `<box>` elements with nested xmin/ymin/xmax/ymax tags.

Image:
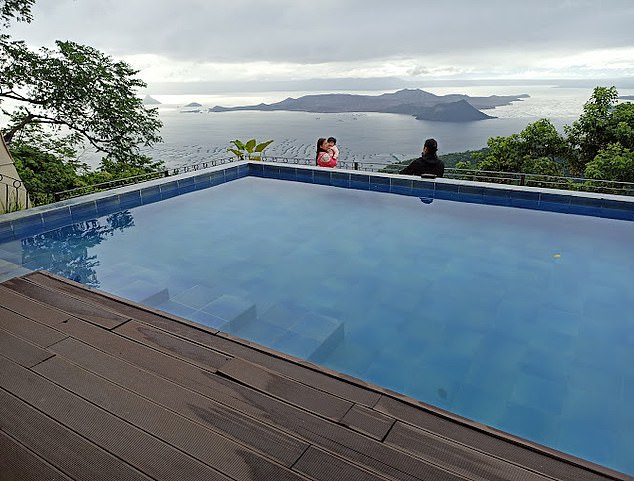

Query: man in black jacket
<box><xmin>399</xmin><ymin>138</ymin><xmax>444</xmax><ymax>177</ymax></box>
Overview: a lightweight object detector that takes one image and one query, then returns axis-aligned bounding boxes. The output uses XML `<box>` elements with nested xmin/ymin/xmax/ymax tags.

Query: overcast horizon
<box><xmin>6</xmin><ymin>0</ymin><xmax>634</xmax><ymax>90</ymax></box>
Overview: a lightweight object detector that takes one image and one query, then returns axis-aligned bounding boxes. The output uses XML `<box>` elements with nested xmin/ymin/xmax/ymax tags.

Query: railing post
<box><xmin>354</xmin><ymin>162</ymin><xmax>359</xmax><ymax>170</ymax></box>
<box><xmin>520</xmin><ymin>174</ymin><xmax>526</xmax><ymax>186</ymax></box>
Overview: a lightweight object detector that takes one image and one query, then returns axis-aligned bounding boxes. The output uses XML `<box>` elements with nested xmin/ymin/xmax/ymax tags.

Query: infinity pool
<box><xmin>3</xmin><ymin>176</ymin><xmax>634</xmax><ymax>474</ymax></box>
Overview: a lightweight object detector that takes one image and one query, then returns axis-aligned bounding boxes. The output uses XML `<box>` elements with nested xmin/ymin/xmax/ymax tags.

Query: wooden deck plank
<box><xmin>217</xmin><ymin>357</ymin><xmax>353</xmax><ymax>422</ymax></box>
<box><xmin>385</xmin><ymin>421</ymin><xmax>553</xmax><ymax>481</ymax></box>
<box><xmin>114</xmin><ymin>320</ymin><xmax>231</xmax><ymax>370</ymax></box>
<box><xmin>48</xmin><ymin>337</ymin><xmax>310</xmax><ymax>468</ymax></box>
<box><xmin>0</xmin><ymin>306</ymin><xmax>67</xmax><ymax>348</ymax></box>
<box><xmin>0</xmin><ymin>284</ymin><xmax>70</xmax><ymax>325</ymax></box>
<box><xmin>33</xmin><ymin>355</ymin><xmax>310</xmax><ymax>481</ymax></box>
<box><xmin>0</xmin><ymin>356</ymin><xmax>235</xmax><ymax>481</ymax></box>
<box><xmin>0</xmin><ymin>430</ymin><xmax>74</xmax><ymax>481</ymax></box>
<box><xmin>1</xmin><ymin>277</ymin><xmax>128</xmax><ymax>329</ymax></box>
<box><xmin>0</xmin><ymin>388</ymin><xmax>153</xmax><ymax>481</ymax></box>
<box><xmin>27</xmin><ymin>271</ymin><xmax>380</xmax><ymax>406</ymax></box>
<box><xmin>0</xmin><ymin>328</ymin><xmax>54</xmax><ymax>368</ymax></box>
<box><xmin>340</xmin><ymin>404</ymin><xmax>395</xmax><ymax>441</ymax></box>
<box><xmin>52</xmin><ymin>317</ymin><xmax>466</xmax><ymax>481</ymax></box>
<box><xmin>374</xmin><ymin>395</ymin><xmax>617</xmax><ymax>481</ymax></box>
<box><xmin>292</xmin><ymin>446</ymin><xmax>394</xmax><ymax>481</ymax></box>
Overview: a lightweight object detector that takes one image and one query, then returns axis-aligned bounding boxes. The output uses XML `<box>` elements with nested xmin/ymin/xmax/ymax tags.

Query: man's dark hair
<box><xmin>327</xmin><ymin>137</ymin><xmax>337</xmax><ymax>144</ymax></box>
<box><xmin>424</xmin><ymin>138</ymin><xmax>438</xmax><ymax>154</ymax></box>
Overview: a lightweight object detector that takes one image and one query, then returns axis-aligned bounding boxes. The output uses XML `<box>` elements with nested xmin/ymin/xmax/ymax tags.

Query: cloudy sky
<box><xmin>7</xmin><ymin>0</ymin><xmax>634</xmax><ymax>87</ymax></box>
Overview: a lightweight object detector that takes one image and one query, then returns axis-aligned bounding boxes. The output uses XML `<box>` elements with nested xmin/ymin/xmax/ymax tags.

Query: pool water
<box><xmin>4</xmin><ymin>176</ymin><xmax>634</xmax><ymax>474</ymax></box>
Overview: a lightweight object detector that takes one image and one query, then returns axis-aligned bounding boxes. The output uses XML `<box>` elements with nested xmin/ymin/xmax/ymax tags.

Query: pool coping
<box><xmin>0</xmin><ymin>160</ymin><xmax>633</xmax><ymax>244</ymax></box>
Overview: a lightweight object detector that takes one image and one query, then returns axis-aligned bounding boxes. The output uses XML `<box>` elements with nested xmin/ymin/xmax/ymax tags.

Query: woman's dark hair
<box><xmin>424</xmin><ymin>138</ymin><xmax>438</xmax><ymax>157</ymax></box>
<box><xmin>316</xmin><ymin>137</ymin><xmax>328</xmax><ymax>161</ymax></box>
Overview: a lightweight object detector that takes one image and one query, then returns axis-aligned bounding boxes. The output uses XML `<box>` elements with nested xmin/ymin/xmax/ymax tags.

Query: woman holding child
<box><xmin>316</xmin><ymin>137</ymin><xmax>337</xmax><ymax>167</ymax></box>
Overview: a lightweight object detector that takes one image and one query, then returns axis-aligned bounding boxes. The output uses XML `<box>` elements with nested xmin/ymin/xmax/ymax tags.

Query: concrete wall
<box><xmin>0</xmin><ymin>136</ymin><xmax>29</xmax><ymax>213</ymax></box>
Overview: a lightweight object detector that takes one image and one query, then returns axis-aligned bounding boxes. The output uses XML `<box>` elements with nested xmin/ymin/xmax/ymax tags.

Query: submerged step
<box><xmin>237</xmin><ymin>303</ymin><xmax>344</xmax><ymax>361</ymax></box>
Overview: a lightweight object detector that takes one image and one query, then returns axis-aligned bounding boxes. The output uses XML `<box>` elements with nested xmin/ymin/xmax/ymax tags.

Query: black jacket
<box><xmin>399</xmin><ymin>154</ymin><xmax>445</xmax><ymax>177</ymax></box>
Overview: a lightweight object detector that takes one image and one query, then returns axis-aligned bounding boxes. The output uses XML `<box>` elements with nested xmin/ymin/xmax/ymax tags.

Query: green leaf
<box><xmin>227</xmin><ymin>148</ymin><xmax>244</xmax><ymax>159</ymax></box>
<box><xmin>245</xmin><ymin>138</ymin><xmax>256</xmax><ymax>153</ymax></box>
<box><xmin>254</xmin><ymin>140</ymin><xmax>274</xmax><ymax>152</ymax></box>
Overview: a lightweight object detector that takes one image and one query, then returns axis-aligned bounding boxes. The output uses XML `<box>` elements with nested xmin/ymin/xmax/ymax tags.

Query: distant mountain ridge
<box><xmin>209</xmin><ymin>88</ymin><xmax>528</xmax><ymax>122</ymax></box>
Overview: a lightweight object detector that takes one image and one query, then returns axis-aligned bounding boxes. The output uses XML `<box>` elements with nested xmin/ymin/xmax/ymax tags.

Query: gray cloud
<box><xmin>7</xmin><ymin>0</ymin><xmax>634</xmax><ymax>77</ymax></box>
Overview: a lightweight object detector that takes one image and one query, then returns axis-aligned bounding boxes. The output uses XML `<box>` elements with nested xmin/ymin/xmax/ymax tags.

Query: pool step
<box><xmin>228</xmin><ymin>302</ymin><xmax>344</xmax><ymax>361</ymax></box>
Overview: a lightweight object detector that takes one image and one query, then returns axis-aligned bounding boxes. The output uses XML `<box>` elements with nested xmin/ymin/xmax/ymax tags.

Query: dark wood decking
<box><xmin>0</xmin><ymin>271</ymin><xmax>630</xmax><ymax>481</ymax></box>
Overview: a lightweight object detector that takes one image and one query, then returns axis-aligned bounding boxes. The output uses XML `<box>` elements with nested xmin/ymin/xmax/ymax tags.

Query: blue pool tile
<box><xmin>599</xmin><ymin>207</ymin><xmax>634</xmax><ymax>221</ymax></box>
<box><xmin>41</xmin><ymin>207</ymin><xmax>72</xmax><ymax>230</ymax></box>
<box><xmin>176</xmin><ymin>176</ymin><xmax>196</xmax><ymax>194</ymax></box>
<box><xmin>140</xmin><ymin>185</ymin><xmax>162</xmax><ymax>205</ymax></box>
<box><xmin>567</xmin><ymin>204</ymin><xmax>602</xmax><ymax>217</ymax></box>
<box><xmin>11</xmin><ymin>215</ymin><xmax>43</xmax><ymax>239</ymax></box>
<box><xmin>209</xmin><ymin>170</ymin><xmax>225</xmax><ymax>186</ymax></box>
<box><xmin>192</xmin><ymin>173</ymin><xmax>212</xmax><ymax>190</ymax></box>
<box><xmin>349</xmin><ymin>173</ymin><xmax>370</xmax><ymax>190</ymax></box>
<box><xmin>237</xmin><ymin>163</ymin><xmax>249</xmax><ymax>177</ymax></box>
<box><xmin>118</xmin><ymin>190</ymin><xmax>142</xmax><ymax>209</ymax></box>
<box><xmin>171</xmin><ymin>284</ymin><xmax>221</xmax><ymax>310</ymax></box>
<box><xmin>369</xmin><ymin>176</ymin><xmax>391</xmax><ymax>193</ymax></box>
<box><xmin>458</xmin><ymin>184</ymin><xmax>485</xmax><ymax>204</ymax></box>
<box><xmin>481</xmin><ymin>188</ymin><xmax>512</xmax><ymax>206</ymax></box>
<box><xmin>498</xmin><ymin>402</ymin><xmax>560</xmax><ymax>447</ymax></box>
<box><xmin>224</xmin><ymin>166</ymin><xmax>240</xmax><ymax>181</ymax></box>
<box><xmin>159</xmin><ymin>181</ymin><xmax>180</xmax><ymax>199</ymax></box>
<box><xmin>313</xmin><ymin>170</ymin><xmax>332</xmax><ymax>186</ymax></box>
<box><xmin>411</xmin><ymin>179</ymin><xmax>436</xmax><ymax>198</ymax></box>
<box><xmin>0</xmin><ymin>222</ymin><xmax>14</xmax><ymax>242</ymax></box>
<box><xmin>390</xmin><ymin>178</ymin><xmax>413</xmax><ymax>196</ymax></box>
<box><xmin>296</xmin><ymin>169</ymin><xmax>313</xmax><ymax>184</ymax></box>
<box><xmin>188</xmin><ymin>310</ymin><xmax>225</xmax><ymax>330</ymax></box>
<box><xmin>69</xmin><ymin>201</ymin><xmax>98</xmax><ymax>222</ymax></box>
<box><xmin>331</xmin><ymin>172</ymin><xmax>350</xmax><ymax>188</ymax></box>
<box><xmin>249</xmin><ymin>163</ymin><xmax>265</xmax><ymax>177</ymax></box>
<box><xmin>434</xmin><ymin>184</ymin><xmax>461</xmax><ymax>201</ymax></box>
<box><xmin>95</xmin><ymin>195</ymin><xmax>121</xmax><ymax>215</ymax></box>
<box><xmin>278</xmin><ymin>166</ymin><xmax>297</xmax><ymax>181</ymax></box>
<box><xmin>262</xmin><ymin>164</ymin><xmax>281</xmax><ymax>180</ymax></box>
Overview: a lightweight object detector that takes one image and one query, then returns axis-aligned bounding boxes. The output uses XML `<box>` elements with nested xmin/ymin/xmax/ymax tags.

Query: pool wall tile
<box><xmin>95</xmin><ymin>195</ymin><xmax>121</xmax><ymax>216</ymax></box>
<box><xmin>41</xmin><ymin>207</ymin><xmax>72</xmax><ymax>230</ymax></box>
<box><xmin>176</xmin><ymin>176</ymin><xmax>196</xmax><ymax>194</ymax></box>
<box><xmin>249</xmin><ymin>163</ymin><xmax>265</xmax><ymax>177</ymax></box>
<box><xmin>118</xmin><ymin>190</ymin><xmax>142</xmax><ymax>210</ymax></box>
<box><xmin>370</xmin><ymin>176</ymin><xmax>391</xmax><ymax>193</ymax></box>
<box><xmin>481</xmin><ymin>188</ymin><xmax>512</xmax><ymax>206</ymax></box>
<box><xmin>10</xmin><ymin>214</ymin><xmax>43</xmax><ymax>238</ymax></box>
<box><xmin>434</xmin><ymin>182</ymin><xmax>461</xmax><ymax>201</ymax></box>
<box><xmin>390</xmin><ymin>178</ymin><xmax>413</xmax><ymax>196</ymax></box>
<box><xmin>69</xmin><ymin>201</ymin><xmax>98</xmax><ymax>222</ymax></box>
<box><xmin>331</xmin><ymin>172</ymin><xmax>350</xmax><ymax>188</ymax></box>
<box><xmin>458</xmin><ymin>185</ymin><xmax>485</xmax><ymax>204</ymax></box>
<box><xmin>278</xmin><ymin>166</ymin><xmax>297</xmax><ymax>182</ymax></box>
<box><xmin>350</xmin><ymin>173</ymin><xmax>370</xmax><ymax>190</ymax></box>
<box><xmin>314</xmin><ymin>170</ymin><xmax>333</xmax><ymax>186</ymax></box>
<box><xmin>225</xmin><ymin>165</ymin><xmax>240</xmax><ymax>181</ymax></box>
<box><xmin>262</xmin><ymin>164</ymin><xmax>281</xmax><ymax>180</ymax></box>
<box><xmin>411</xmin><ymin>179</ymin><xmax>436</xmax><ymax>198</ymax></box>
<box><xmin>140</xmin><ymin>185</ymin><xmax>162</xmax><ymax>205</ymax></box>
<box><xmin>296</xmin><ymin>169</ymin><xmax>314</xmax><ymax>184</ymax></box>
<box><xmin>0</xmin><ymin>221</ymin><xmax>14</xmax><ymax>242</ymax></box>
<box><xmin>159</xmin><ymin>181</ymin><xmax>180</xmax><ymax>200</ymax></box>
<box><xmin>209</xmin><ymin>170</ymin><xmax>225</xmax><ymax>186</ymax></box>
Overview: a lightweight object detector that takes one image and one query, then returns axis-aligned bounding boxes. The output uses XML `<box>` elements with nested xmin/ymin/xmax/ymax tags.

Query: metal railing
<box><xmin>54</xmin><ymin>157</ymin><xmax>239</xmax><ymax>201</ymax></box>
<box><xmin>0</xmin><ymin>173</ymin><xmax>30</xmax><ymax>213</ymax></box>
<box><xmin>52</xmin><ymin>155</ymin><xmax>634</xmax><ymax>201</ymax></box>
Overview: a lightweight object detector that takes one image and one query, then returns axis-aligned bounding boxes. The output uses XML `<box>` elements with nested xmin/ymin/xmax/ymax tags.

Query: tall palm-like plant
<box><xmin>227</xmin><ymin>138</ymin><xmax>273</xmax><ymax>160</ymax></box>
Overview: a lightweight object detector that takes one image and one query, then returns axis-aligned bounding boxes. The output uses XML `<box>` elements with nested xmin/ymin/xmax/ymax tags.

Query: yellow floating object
<box><xmin>553</xmin><ymin>253</ymin><xmax>561</xmax><ymax>259</ymax></box>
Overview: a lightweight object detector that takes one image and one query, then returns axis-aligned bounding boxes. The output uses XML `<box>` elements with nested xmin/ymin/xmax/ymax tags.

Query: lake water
<box><xmin>123</xmin><ymin>84</ymin><xmax>634</xmax><ymax>170</ymax></box>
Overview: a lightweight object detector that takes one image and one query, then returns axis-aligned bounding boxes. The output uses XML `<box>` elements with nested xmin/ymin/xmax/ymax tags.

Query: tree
<box><xmin>1</xmin><ymin>0</ymin><xmax>163</xmax><ymax>177</ymax></box>
<box><xmin>472</xmin><ymin>119</ymin><xmax>565</xmax><ymax>176</ymax></box>
<box><xmin>0</xmin><ymin>0</ymin><xmax>34</xmax><ymax>27</ymax></box>
<box><xmin>565</xmin><ymin>86</ymin><xmax>619</xmax><ymax>175</ymax></box>
<box><xmin>584</xmin><ymin>144</ymin><xmax>634</xmax><ymax>183</ymax></box>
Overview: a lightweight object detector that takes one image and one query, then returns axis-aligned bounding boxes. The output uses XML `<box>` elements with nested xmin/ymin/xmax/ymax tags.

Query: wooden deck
<box><xmin>0</xmin><ymin>270</ymin><xmax>630</xmax><ymax>481</ymax></box>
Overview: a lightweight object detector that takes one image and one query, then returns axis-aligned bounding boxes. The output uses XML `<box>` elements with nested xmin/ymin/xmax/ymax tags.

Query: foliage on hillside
<box><xmin>1</xmin><ymin>0</ymin><xmax>164</xmax><ymax>206</ymax></box>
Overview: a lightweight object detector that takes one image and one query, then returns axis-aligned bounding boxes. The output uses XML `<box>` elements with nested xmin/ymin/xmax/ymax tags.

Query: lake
<box><xmin>92</xmin><ymin>84</ymin><xmax>634</xmax><ymax>169</ymax></box>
